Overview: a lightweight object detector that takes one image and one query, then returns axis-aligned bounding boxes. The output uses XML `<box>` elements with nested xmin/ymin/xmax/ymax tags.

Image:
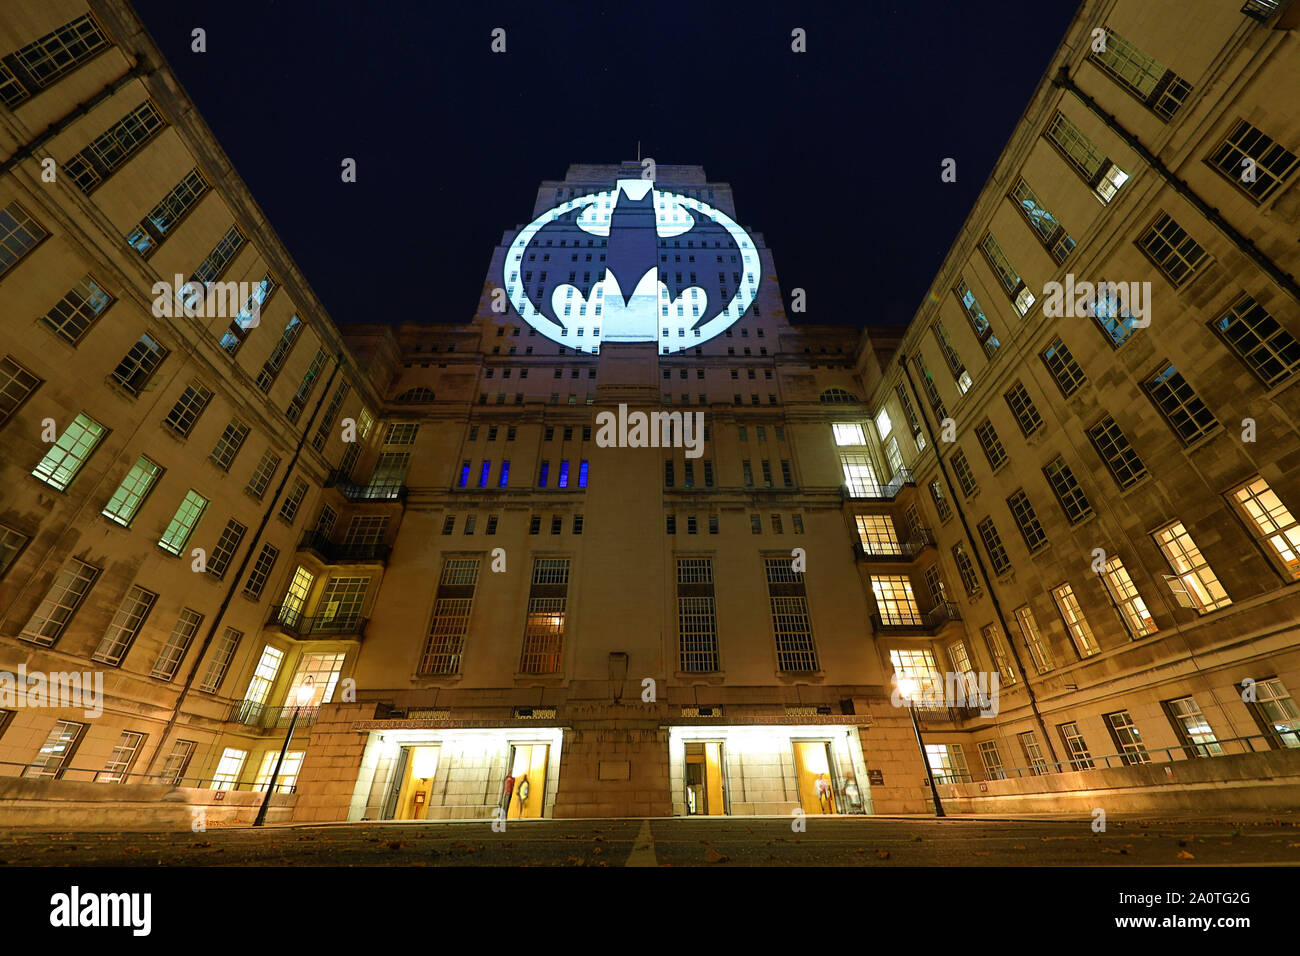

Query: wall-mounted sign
<box><xmin>504</xmin><ymin>179</ymin><xmax>760</xmax><ymax>352</ymax></box>
<box><xmin>867</xmin><ymin>768</ymin><xmax>884</xmax><ymax>786</ymax></box>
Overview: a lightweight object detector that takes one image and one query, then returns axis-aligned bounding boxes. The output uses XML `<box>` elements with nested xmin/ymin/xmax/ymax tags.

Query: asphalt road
<box><xmin>1</xmin><ymin>814</ymin><xmax>1299</xmax><ymax>866</ymax></box>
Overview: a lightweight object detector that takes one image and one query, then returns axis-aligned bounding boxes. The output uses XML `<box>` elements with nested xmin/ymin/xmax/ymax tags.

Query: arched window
<box><xmin>820</xmin><ymin>387</ymin><xmax>860</xmax><ymax>404</ymax></box>
<box><xmin>395</xmin><ymin>387</ymin><xmax>436</xmax><ymax>404</ymax></box>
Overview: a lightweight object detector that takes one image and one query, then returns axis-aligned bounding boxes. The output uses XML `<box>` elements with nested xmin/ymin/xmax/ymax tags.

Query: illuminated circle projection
<box><xmin>504</xmin><ymin>179</ymin><xmax>760</xmax><ymax>352</ymax></box>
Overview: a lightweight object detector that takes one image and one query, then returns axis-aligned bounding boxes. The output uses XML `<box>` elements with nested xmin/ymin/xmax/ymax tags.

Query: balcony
<box><xmin>297</xmin><ymin>530</ymin><xmax>390</xmax><ymax>564</ymax></box>
<box><xmin>326</xmin><ymin>470</ymin><xmax>407</xmax><ymax>503</ymax></box>
<box><xmin>841</xmin><ymin>467</ymin><xmax>914</xmax><ymax>501</ymax></box>
<box><xmin>228</xmin><ymin>700</ymin><xmax>321</xmax><ymax>730</ymax></box>
<box><xmin>266</xmin><ymin>605</ymin><xmax>368</xmax><ymax>639</ymax></box>
<box><xmin>911</xmin><ymin>702</ymin><xmax>985</xmax><ymax>723</ymax></box>
<box><xmin>854</xmin><ymin>527</ymin><xmax>935</xmax><ymax>562</ymax></box>
<box><xmin>870</xmin><ymin>600</ymin><xmax>962</xmax><ymax>634</ymax></box>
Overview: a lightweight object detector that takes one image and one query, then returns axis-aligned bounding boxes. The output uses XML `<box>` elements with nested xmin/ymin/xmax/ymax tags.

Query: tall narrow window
<box><xmin>101</xmin><ymin>456</ymin><xmax>162</xmax><ymax>526</ymax></box>
<box><xmin>31</xmin><ymin>413</ymin><xmax>106</xmax><ymax>491</ymax></box>
<box><xmin>1154</xmin><ymin>521</ymin><xmax>1231</xmax><ymax>613</ymax></box>
<box><xmin>1210</xmin><ymin>294</ymin><xmax>1300</xmax><ymax>388</ymax></box>
<box><xmin>1231</xmin><ymin>476</ymin><xmax>1300</xmax><ymax>579</ymax></box>
<box><xmin>20</xmin><ymin>559</ymin><xmax>100</xmax><ymax>646</ymax></box>
<box><xmin>1137</xmin><ymin>213</ymin><xmax>1209</xmax><ymax>288</ymax></box>
<box><xmin>1104</xmin><ymin>711</ymin><xmax>1150</xmax><ymax>765</ymax></box>
<box><xmin>1051</xmin><ymin>583</ymin><xmax>1100</xmax><ymax>657</ymax></box>
<box><xmin>198</xmin><ymin>628</ymin><xmax>242</xmax><ymax>693</ymax></box>
<box><xmin>677</xmin><ymin>557</ymin><xmax>719</xmax><ymax>672</ymax></box>
<box><xmin>41</xmin><ymin>275</ymin><xmax>111</xmax><ymax>343</ymax></box>
<box><xmin>151</xmin><ymin>609</ymin><xmax>203</xmax><ymax>681</ymax></box>
<box><xmin>1087</xmin><ymin>416</ymin><xmax>1147</xmax><ymax>488</ymax></box>
<box><xmin>1090</xmin><ymin>28</ymin><xmax>1191</xmax><ymax>120</ymax></box>
<box><xmin>1043</xmin><ymin>111</ymin><xmax>1129</xmax><ymax>204</ymax></box>
<box><xmin>92</xmin><ymin>586</ymin><xmax>157</xmax><ymax>665</ymax></box>
<box><xmin>1043</xmin><ymin>457</ymin><xmax>1093</xmax><ymax>524</ymax></box>
<box><xmin>519</xmin><ymin>558</ymin><xmax>570</xmax><ymax>674</ymax></box>
<box><xmin>0</xmin><ymin>355</ymin><xmax>42</xmax><ymax>427</ymax></box>
<box><xmin>979</xmin><ymin>234</ymin><xmax>1035</xmax><ymax>315</ymax></box>
<box><xmin>1010</xmin><ymin>178</ymin><xmax>1075</xmax><ymax>262</ymax></box>
<box><xmin>765</xmin><ymin>557</ymin><xmax>818</xmax><ymax>672</ymax></box>
<box><xmin>1101</xmin><ymin>556</ymin><xmax>1157</xmax><ymax>638</ymax></box>
<box><xmin>1014</xmin><ymin>605</ymin><xmax>1055</xmax><ymax>673</ymax></box>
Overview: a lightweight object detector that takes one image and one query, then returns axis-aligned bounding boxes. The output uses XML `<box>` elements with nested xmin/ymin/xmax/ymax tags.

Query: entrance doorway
<box><xmin>793</xmin><ymin>740</ymin><xmax>838</xmax><ymax>814</ymax></box>
<box><xmin>683</xmin><ymin>741</ymin><xmax>728</xmax><ymax>815</ymax></box>
<box><xmin>505</xmin><ymin>743</ymin><xmax>548</xmax><ymax>819</ymax></box>
<box><xmin>388</xmin><ymin>745</ymin><xmax>440</xmax><ymax>820</ymax></box>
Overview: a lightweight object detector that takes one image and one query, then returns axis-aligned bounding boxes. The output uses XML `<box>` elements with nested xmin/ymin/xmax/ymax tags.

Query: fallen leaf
<box><xmin>1177</xmin><ymin>850</ymin><xmax>1195</xmax><ymax>860</ymax></box>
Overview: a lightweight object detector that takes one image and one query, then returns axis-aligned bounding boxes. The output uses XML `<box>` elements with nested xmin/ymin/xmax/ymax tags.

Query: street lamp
<box><xmin>894</xmin><ymin>674</ymin><xmax>946</xmax><ymax>818</ymax></box>
<box><xmin>253</xmin><ymin>677</ymin><xmax>316</xmax><ymax>827</ymax></box>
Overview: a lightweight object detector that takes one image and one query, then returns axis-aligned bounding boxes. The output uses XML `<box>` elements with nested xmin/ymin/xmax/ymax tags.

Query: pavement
<box><xmin>1</xmin><ymin>813</ymin><xmax>1299</xmax><ymax>866</ymax></box>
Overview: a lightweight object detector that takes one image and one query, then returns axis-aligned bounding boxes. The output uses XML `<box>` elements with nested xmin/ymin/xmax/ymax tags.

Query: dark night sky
<box><xmin>129</xmin><ymin>0</ymin><xmax>1082</xmax><ymax>329</ymax></box>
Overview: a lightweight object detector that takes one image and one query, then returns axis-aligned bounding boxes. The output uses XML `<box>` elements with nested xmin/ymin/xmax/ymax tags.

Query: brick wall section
<box><xmin>292</xmin><ymin>701</ymin><xmax>382</xmax><ymax>824</ymax></box>
<box><xmin>552</xmin><ymin>728</ymin><xmax>672</xmax><ymax>818</ymax></box>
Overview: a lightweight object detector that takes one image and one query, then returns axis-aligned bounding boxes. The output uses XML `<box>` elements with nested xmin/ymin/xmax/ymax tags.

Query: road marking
<box><xmin>625</xmin><ymin>820</ymin><xmax>658</xmax><ymax>867</ymax></box>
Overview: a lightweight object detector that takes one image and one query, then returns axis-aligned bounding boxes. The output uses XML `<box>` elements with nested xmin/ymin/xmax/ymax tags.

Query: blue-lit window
<box><xmin>479</xmin><ymin>460</ymin><xmax>491</xmax><ymax>488</ymax></box>
<box><xmin>458</xmin><ymin>460</ymin><xmax>470</xmax><ymax>487</ymax></box>
<box><xmin>126</xmin><ymin>225</ymin><xmax>155</xmax><ymax>256</ymax></box>
<box><xmin>558</xmin><ymin>460</ymin><xmax>570</xmax><ymax>488</ymax></box>
<box><xmin>538</xmin><ymin>460</ymin><xmax>549</xmax><ymax>487</ymax></box>
<box><xmin>1093</xmin><ymin>289</ymin><xmax>1140</xmax><ymax>348</ymax></box>
<box><xmin>498</xmin><ymin>460</ymin><xmax>510</xmax><ymax>487</ymax></box>
<box><xmin>578</xmin><ymin>460</ymin><xmax>589</xmax><ymax>488</ymax></box>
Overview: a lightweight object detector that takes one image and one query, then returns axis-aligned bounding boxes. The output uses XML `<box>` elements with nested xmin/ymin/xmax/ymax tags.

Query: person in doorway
<box><xmin>501</xmin><ymin>773</ymin><xmax>515</xmax><ymax>816</ymax></box>
<box><xmin>516</xmin><ymin>773</ymin><xmax>531</xmax><ymax>813</ymax></box>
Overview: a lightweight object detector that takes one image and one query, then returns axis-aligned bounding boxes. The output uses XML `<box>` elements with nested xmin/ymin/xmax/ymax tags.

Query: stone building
<box><xmin>0</xmin><ymin>0</ymin><xmax>1298</xmax><ymax>825</ymax></box>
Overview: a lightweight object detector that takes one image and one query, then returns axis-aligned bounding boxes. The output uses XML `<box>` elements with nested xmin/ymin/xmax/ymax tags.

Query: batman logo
<box><xmin>504</xmin><ymin>179</ymin><xmax>760</xmax><ymax>351</ymax></box>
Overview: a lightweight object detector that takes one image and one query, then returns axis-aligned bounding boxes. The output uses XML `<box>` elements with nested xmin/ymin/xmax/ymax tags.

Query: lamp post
<box><xmin>895</xmin><ymin>675</ymin><xmax>946</xmax><ymax>818</ymax></box>
<box><xmin>253</xmin><ymin>677</ymin><xmax>316</xmax><ymax>827</ymax></box>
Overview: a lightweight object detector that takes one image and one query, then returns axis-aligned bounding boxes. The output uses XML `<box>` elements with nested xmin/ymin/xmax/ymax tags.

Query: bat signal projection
<box><xmin>504</xmin><ymin>180</ymin><xmax>761</xmax><ymax>350</ymax></box>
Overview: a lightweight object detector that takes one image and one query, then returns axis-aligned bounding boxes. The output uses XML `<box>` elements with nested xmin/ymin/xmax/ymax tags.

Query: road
<box><xmin>1</xmin><ymin>814</ymin><xmax>1299</xmax><ymax>866</ymax></box>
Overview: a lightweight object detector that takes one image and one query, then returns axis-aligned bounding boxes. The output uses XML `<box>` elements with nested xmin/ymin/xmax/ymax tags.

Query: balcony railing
<box><xmin>298</xmin><ymin>530</ymin><xmax>390</xmax><ymax>563</ymax></box>
<box><xmin>854</xmin><ymin>526</ymin><xmax>935</xmax><ymax>561</ymax></box>
<box><xmin>842</xmin><ymin>467</ymin><xmax>915</xmax><ymax>501</ymax></box>
<box><xmin>326</xmin><ymin>470</ymin><xmax>407</xmax><ymax>502</ymax></box>
<box><xmin>266</xmin><ymin>605</ymin><xmax>368</xmax><ymax>639</ymax></box>
<box><xmin>228</xmin><ymin>700</ymin><xmax>321</xmax><ymax>730</ymax></box>
<box><xmin>911</xmin><ymin>702</ymin><xmax>985</xmax><ymax>723</ymax></box>
<box><xmin>870</xmin><ymin>600</ymin><xmax>962</xmax><ymax>634</ymax></box>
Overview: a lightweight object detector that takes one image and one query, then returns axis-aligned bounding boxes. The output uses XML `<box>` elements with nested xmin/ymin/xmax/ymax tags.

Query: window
<box><xmin>159</xmin><ymin>490</ymin><xmax>207</xmax><ymax>555</ymax></box>
<box><xmin>1003</xmin><ymin>383</ymin><xmax>1042</xmax><ymax>437</ymax></box>
<box><xmin>1040</xmin><ymin>336</ymin><xmax>1086</xmax><ymax>397</ymax></box>
<box><xmin>931</xmin><ymin>321</ymin><xmax>972</xmax><ymax>392</ymax></box>
<box><xmin>978</xmin><ymin>741</ymin><xmax>1006</xmax><ymax>780</ymax></box>
<box><xmin>0</xmin><ymin>355</ymin><xmax>42</xmax><ymax>430</ymax></box>
<box><xmin>1014</xmin><ymin>604</ymin><xmax>1055</xmax><ymax>673</ymax></box>
<box><xmin>1155</xmin><ymin>521</ymin><xmax>1231</xmax><ymax>613</ymax></box>
<box><xmin>92</xmin><ymin>586</ymin><xmax>156</xmax><ymax>665</ymax></box>
<box><xmin>1091</xmin><ymin>28</ymin><xmax>1191</xmax><ymax>120</ymax></box>
<box><xmin>519</xmin><ymin>558</ymin><xmax>570</xmax><ymax>674</ymax></box>
<box><xmin>311</xmin><ymin>382</ymin><xmax>348</xmax><ymax>452</ymax></box>
<box><xmin>101</xmin><ymin>456</ymin><xmax>162</xmax><ymax>526</ymax></box>
<box><xmin>242</xmin><ymin>645</ymin><xmax>285</xmax><ymax>710</ymax></box>
<box><xmin>0</xmin><ymin>202</ymin><xmax>47</xmax><ymax>277</ymax></box>
<box><xmin>832</xmin><ymin>422</ymin><xmax>866</xmax><ymax>445</ymax></box>
<box><xmin>913</xmin><ymin>354</ymin><xmax>947</xmax><ymax>421</ymax></box>
<box><xmin>1008</xmin><ymin>490</ymin><xmax>1048</xmax><ymax>553</ymax></box>
<box><xmin>151</xmin><ymin>609</ymin><xmax>203</xmax><ymax>680</ymax></box>
<box><xmin>0</xmin><ymin>524</ymin><xmax>30</xmax><ymax>577</ymax></box>
<box><xmin>285</xmin><ymin>350</ymin><xmax>326</xmax><ymax>423</ymax></box>
<box><xmin>950</xmin><ymin>449</ymin><xmax>978</xmax><ymax>498</ymax></box>
<box><xmin>978</xmin><ymin>518</ymin><xmax>1012</xmax><ymax>575</ymax></box>
<box><xmin>979</xmin><ymin>234</ymin><xmax>1035</xmax><ymax>315</ymax></box>
<box><xmin>421</xmin><ymin>558</ymin><xmax>481</xmax><ymax>675</ymax></box>
<box><xmin>20</xmin><ymin>559</ymin><xmax>99</xmax><ymax>645</ymax></box>
<box><xmin>26</xmin><ymin>720</ymin><xmax>86</xmax><ymax>779</ymax></box>
<box><xmin>677</xmin><ymin>557</ymin><xmax>719</xmax><ymax>672</ymax></box>
<box><xmin>1249</xmin><ymin>678</ymin><xmax>1300</xmax><ymax>749</ymax></box>
<box><xmin>1207</xmin><ymin>119</ymin><xmax>1298</xmax><ymax>202</ymax></box>
<box><xmin>982</xmin><ymin>623</ymin><xmax>1017</xmax><ymax>685</ymax></box>
<box><xmin>1210</xmin><ymin>294</ymin><xmax>1300</xmax><ymax>388</ymax></box>
<box><xmin>210</xmin><ymin>419</ymin><xmax>249</xmax><ymax>471</ymax></box>
<box><xmin>1044</xmin><ymin>111</ymin><xmax>1129</xmax><ymax>203</ymax></box>
<box><xmin>930</xmin><ymin>479</ymin><xmax>952</xmax><ymax>523</ymax></box>
<box><xmin>1091</xmin><ymin>285</ymin><xmax>1141</xmax><ymax>348</ymax></box>
<box><xmin>41</xmin><ymin>275</ymin><xmax>112</xmax><ymax>342</ymax></box>
<box><xmin>1043</xmin><ymin>457</ymin><xmax>1093</xmax><ymax>524</ymax></box>
<box><xmin>1146</xmin><ymin>220</ymin><xmax>1211</xmax><ymax>301</ymax></box>
<box><xmin>242</xmin><ymin>545</ymin><xmax>279</xmax><ymax>600</ymax></box>
<box><xmin>246</xmin><ymin>449</ymin><xmax>280</xmax><ymax>500</ymax></box>
<box><xmin>211</xmin><ymin>748</ymin><xmax>248</xmax><ymax>791</ymax></box>
<box><xmin>254</xmin><ymin>750</ymin><xmax>305</xmax><ymax>793</ymax></box>
<box><xmin>973</xmin><ymin>420</ymin><xmax>1007</xmax><ymax>471</ymax></box>
<box><xmin>31</xmin><ymin>413</ymin><xmax>106</xmax><ymax>491</ymax></box>
<box><xmin>1087</xmin><ymin>416</ymin><xmax>1147</xmax><ymax>489</ymax></box>
<box><xmin>765</xmin><ymin>558</ymin><xmax>818</xmax><ymax>672</ymax></box>
<box><xmin>874</xmin><ymin>408</ymin><xmax>893</xmax><ymax>439</ymax></box>
<box><xmin>158</xmin><ymin>740</ymin><xmax>197</xmax><ymax>786</ymax></box>
<box><xmin>257</xmin><ymin>316</ymin><xmax>303</xmax><ymax>392</ymax></box>
<box><xmin>925</xmin><ymin>744</ymin><xmax>970</xmax><ymax>785</ymax></box>
<box><xmin>948</xmin><ymin>639</ymin><xmax>972</xmax><ymax>676</ymax></box>
<box><xmin>163</xmin><ymin>381</ymin><xmax>213</xmax><ymax>437</ymax></box>
<box><xmin>1058</xmin><ymin>722</ymin><xmax>1094</xmax><ymax>771</ymax></box>
<box><xmin>198</xmin><ymin>628</ymin><xmax>242</xmax><ymax>693</ymax></box>
<box><xmin>856</xmin><ymin>515</ymin><xmax>901</xmax><ymax>556</ymax></box>
<box><xmin>1143</xmin><ymin>363</ymin><xmax>1219</xmax><ymax>445</ymax></box>
<box><xmin>1101</xmin><ymin>556</ymin><xmax>1157</xmax><ymax>638</ymax></box>
<box><xmin>1231</xmin><ymin>476</ymin><xmax>1300</xmax><ymax>579</ymax></box>
<box><xmin>952</xmin><ymin>543</ymin><xmax>981</xmax><ymax>596</ymax></box>
<box><xmin>1017</xmin><ymin>732</ymin><xmax>1051</xmax><ymax>775</ymax></box>
<box><xmin>953</xmin><ymin>280</ymin><xmax>1000</xmax><ymax>357</ymax></box>
<box><xmin>840</xmin><ymin>454</ymin><xmax>880</xmax><ymax>497</ymax></box>
<box><xmin>1165</xmin><ymin>697</ymin><xmax>1223</xmax><ymax>757</ymax></box>
<box><xmin>207</xmin><ymin>520</ymin><xmax>247</xmax><ymax>579</ymax></box>
<box><xmin>1</xmin><ymin>14</ymin><xmax>109</xmax><ymax>105</ymax></box>
<box><xmin>65</xmin><ymin>101</ymin><xmax>166</xmax><ymax>192</ymax></box>
<box><xmin>871</xmin><ymin>576</ymin><xmax>922</xmax><ymax>626</ymax></box>
<box><xmin>1104</xmin><ymin>711</ymin><xmax>1150</xmax><ymax>765</ymax></box>
<box><xmin>1052</xmin><ymin>583</ymin><xmax>1100</xmax><ymax>657</ymax></box>
<box><xmin>1010</xmin><ymin>178</ymin><xmax>1075</xmax><ymax>262</ymax></box>
<box><xmin>279</xmin><ymin>477</ymin><xmax>309</xmax><ymax>523</ymax></box>
<box><xmin>110</xmin><ymin>333</ymin><xmax>168</xmax><ymax>395</ymax></box>
<box><xmin>126</xmin><ymin>168</ymin><xmax>209</xmax><ymax>255</ymax></box>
